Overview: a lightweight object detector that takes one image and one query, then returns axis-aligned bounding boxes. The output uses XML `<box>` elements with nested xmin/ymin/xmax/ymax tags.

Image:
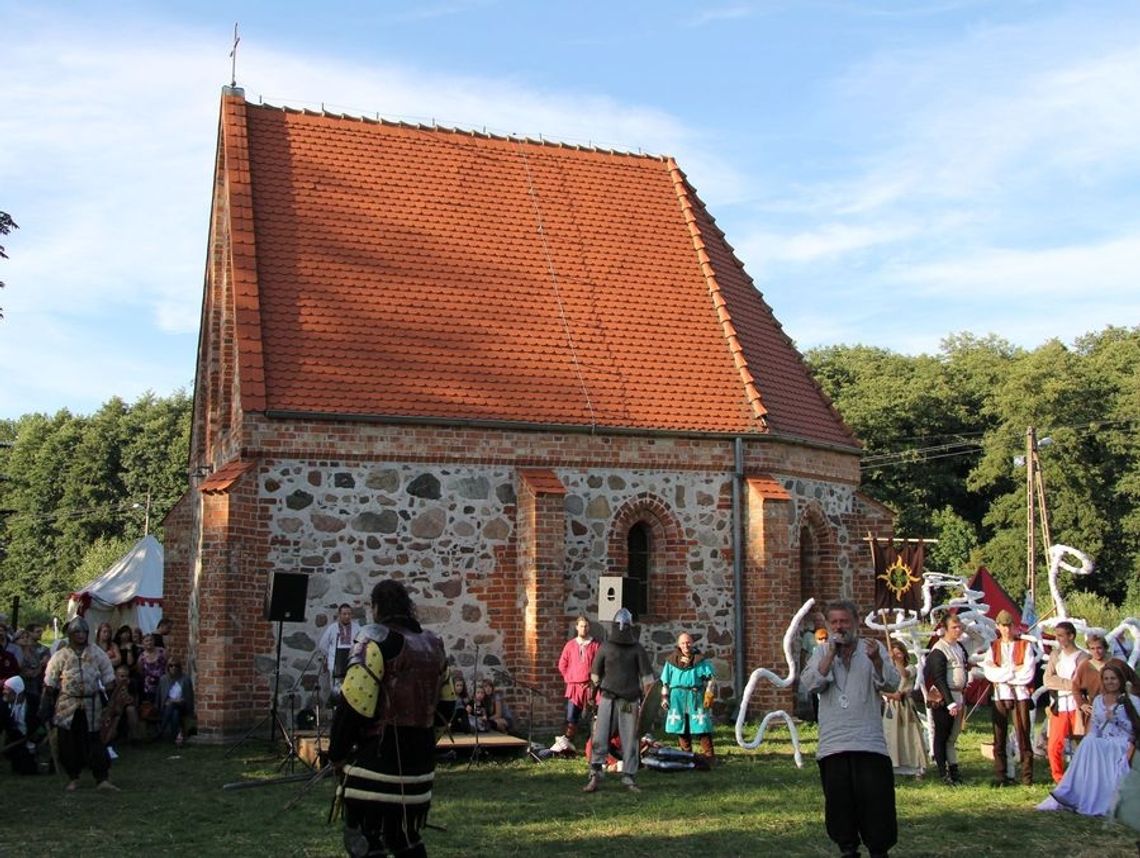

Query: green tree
<box><xmin>0</xmin><ymin>210</ymin><xmax>17</xmax><ymax>316</ymax></box>
<box><xmin>0</xmin><ymin>392</ymin><xmax>191</xmax><ymax>616</ymax></box>
<box><xmin>808</xmin><ymin>327</ymin><xmax>1140</xmax><ymax>607</ymax></box>
<box><xmin>926</xmin><ymin>506</ymin><xmax>980</xmax><ymax>577</ymax></box>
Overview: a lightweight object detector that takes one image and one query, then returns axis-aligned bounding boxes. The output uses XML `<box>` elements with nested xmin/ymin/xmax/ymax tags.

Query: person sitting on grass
<box><xmin>2</xmin><ymin>675</ymin><xmax>43</xmax><ymax>775</ymax></box>
<box><xmin>156</xmin><ymin>658</ymin><xmax>194</xmax><ymax>746</ymax></box>
<box><xmin>1037</xmin><ymin>663</ymin><xmax>1140</xmax><ymax>816</ymax></box>
<box><xmin>100</xmin><ymin>664</ymin><xmax>140</xmax><ymax>751</ymax></box>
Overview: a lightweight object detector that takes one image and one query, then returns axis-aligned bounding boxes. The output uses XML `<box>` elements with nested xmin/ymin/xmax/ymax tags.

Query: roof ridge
<box><xmin>221</xmin><ymin>91</ymin><xmax>267</xmax><ymax>410</ymax></box>
<box><xmin>666</xmin><ymin>158</ymin><xmax>768</xmax><ymax>429</ymax></box>
<box><xmin>248</xmin><ymin>98</ymin><xmax>668</xmax><ymax>161</ymax></box>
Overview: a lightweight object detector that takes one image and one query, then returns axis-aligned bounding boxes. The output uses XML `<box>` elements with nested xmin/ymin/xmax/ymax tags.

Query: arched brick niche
<box><xmin>606</xmin><ymin>493</ymin><xmax>694</xmax><ymax>622</ymax></box>
<box><xmin>795</xmin><ymin>502</ymin><xmax>840</xmax><ymax>607</ymax></box>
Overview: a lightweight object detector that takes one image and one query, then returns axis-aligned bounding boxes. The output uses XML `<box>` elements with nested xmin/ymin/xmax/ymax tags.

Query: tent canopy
<box><xmin>68</xmin><ymin>534</ymin><xmax>164</xmax><ymax>634</ymax></box>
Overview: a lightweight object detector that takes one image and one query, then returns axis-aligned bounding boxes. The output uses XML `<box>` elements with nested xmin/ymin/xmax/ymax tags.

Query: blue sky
<box><xmin>2</xmin><ymin>1</ymin><xmax>1139</xmax><ymax>419</ymax></box>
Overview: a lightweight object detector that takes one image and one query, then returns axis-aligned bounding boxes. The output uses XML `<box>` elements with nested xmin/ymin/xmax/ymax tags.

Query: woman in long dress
<box><xmin>1037</xmin><ymin>662</ymin><xmax>1140</xmax><ymax>816</ymax></box>
<box><xmin>882</xmin><ymin>641</ymin><xmax>927</xmax><ymax>777</ymax></box>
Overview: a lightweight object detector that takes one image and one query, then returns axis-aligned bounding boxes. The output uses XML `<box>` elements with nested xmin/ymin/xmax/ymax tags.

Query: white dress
<box><xmin>1037</xmin><ymin>693</ymin><xmax>1139</xmax><ymax>816</ymax></box>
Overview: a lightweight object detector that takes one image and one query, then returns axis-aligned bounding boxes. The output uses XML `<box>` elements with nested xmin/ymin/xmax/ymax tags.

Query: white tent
<box><xmin>67</xmin><ymin>534</ymin><xmax>164</xmax><ymax>633</ymax></box>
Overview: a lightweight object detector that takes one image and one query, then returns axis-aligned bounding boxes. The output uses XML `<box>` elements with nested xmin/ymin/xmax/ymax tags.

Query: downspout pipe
<box><xmin>732</xmin><ymin>437</ymin><xmax>746</xmax><ymax>706</ymax></box>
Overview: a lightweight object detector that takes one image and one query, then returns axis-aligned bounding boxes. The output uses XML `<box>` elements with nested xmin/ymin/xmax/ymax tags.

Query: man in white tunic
<box><xmin>982</xmin><ymin>609</ymin><xmax>1036</xmax><ymax>785</ymax></box>
<box><xmin>1043</xmin><ymin>620</ymin><xmax>1088</xmax><ymax>783</ymax></box>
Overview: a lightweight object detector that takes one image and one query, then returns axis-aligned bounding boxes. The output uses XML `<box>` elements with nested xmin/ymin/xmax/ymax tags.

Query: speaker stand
<box><xmin>225</xmin><ymin>618</ymin><xmax>292</xmax><ymax>758</ymax></box>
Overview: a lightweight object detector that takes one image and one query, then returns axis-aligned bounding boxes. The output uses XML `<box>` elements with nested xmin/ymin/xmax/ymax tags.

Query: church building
<box><xmin>162</xmin><ymin>87</ymin><xmax>892</xmax><ymax>736</ymax></box>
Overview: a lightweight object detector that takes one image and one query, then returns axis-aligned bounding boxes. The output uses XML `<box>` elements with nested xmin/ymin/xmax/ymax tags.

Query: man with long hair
<box><xmin>329</xmin><ymin>581</ymin><xmax>455</xmax><ymax>857</ymax></box>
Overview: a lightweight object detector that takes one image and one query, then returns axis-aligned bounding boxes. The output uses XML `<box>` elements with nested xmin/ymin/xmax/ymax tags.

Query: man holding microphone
<box><xmin>801</xmin><ymin>600</ymin><xmax>899</xmax><ymax>858</ymax></box>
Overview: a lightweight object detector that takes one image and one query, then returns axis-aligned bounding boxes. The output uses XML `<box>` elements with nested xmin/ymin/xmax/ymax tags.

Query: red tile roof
<box><xmin>198</xmin><ymin>459</ymin><xmax>256</xmax><ymax>494</ymax></box>
<box><xmin>519</xmin><ymin>469</ymin><xmax>567</xmax><ymax>496</ymax></box>
<box><xmin>212</xmin><ymin>90</ymin><xmax>857</xmax><ymax>448</ymax></box>
<box><xmin>746</xmin><ymin>475</ymin><xmax>792</xmax><ymax>500</ymax></box>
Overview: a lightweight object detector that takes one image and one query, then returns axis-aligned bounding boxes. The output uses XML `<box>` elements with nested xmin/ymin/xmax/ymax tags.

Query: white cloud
<box><xmin>888</xmin><ymin>232</ymin><xmax>1140</xmax><ymax>300</ymax></box>
<box><xmin>737</xmin><ymin>221</ymin><xmax>919</xmax><ymax>270</ymax></box>
<box><xmin>686</xmin><ymin>4</ymin><xmax>754</xmax><ymax>27</ymax></box>
<box><xmin>0</xmin><ymin>10</ymin><xmax>731</xmax><ymax>418</ymax></box>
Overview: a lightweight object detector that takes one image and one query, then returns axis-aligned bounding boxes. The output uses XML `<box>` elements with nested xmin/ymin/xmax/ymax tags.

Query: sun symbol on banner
<box><xmin>879</xmin><ymin>556</ymin><xmax>921</xmax><ymax>601</ymax></box>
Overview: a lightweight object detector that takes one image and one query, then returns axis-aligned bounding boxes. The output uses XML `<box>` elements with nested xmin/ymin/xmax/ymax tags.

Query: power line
<box><xmin>860</xmin><ymin>415</ymin><xmax>1139</xmax><ymax>471</ymax></box>
<box><xmin>0</xmin><ymin>496</ymin><xmax>179</xmax><ymax>528</ymax></box>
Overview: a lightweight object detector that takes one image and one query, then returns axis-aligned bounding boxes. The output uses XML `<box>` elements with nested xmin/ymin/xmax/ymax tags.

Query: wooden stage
<box><xmin>296</xmin><ymin>731</ymin><xmax>529</xmax><ymax>767</ymax></box>
<box><xmin>437</xmin><ymin>733</ymin><xmax>530</xmax><ymax>751</ymax></box>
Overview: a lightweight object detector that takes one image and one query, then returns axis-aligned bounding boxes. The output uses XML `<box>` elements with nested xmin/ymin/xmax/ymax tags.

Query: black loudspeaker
<box><xmin>266</xmin><ymin>572</ymin><xmax>309</xmax><ymax>622</ymax></box>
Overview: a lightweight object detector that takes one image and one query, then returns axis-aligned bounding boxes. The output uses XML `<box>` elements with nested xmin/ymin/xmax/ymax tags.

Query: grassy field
<box><xmin>3</xmin><ymin>719</ymin><xmax>1137</xmax><ymax>857</ymax></box>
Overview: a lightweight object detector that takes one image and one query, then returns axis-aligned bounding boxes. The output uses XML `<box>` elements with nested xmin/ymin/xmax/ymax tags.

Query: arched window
<box><xmin>626</xmin><ymin>521</ymin><xmax>650</xmax><ymax>617</ymax></box>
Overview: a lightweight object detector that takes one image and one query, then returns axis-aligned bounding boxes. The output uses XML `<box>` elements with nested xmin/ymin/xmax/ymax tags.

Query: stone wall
<box><xmin>176</xmin><ymin>418</ymin><xmax>884</xmax><ymax>734</ymax></box>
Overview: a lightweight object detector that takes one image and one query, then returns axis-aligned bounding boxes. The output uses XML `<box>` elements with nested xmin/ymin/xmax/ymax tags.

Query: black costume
<box><xmin>925</xmin><ymin>638</ymin><xmax>968</xmax><ymax>785</ymax></box>
<box><xmin>329</xmin><ymin>617</ymin><xmax>454</xmax><ymax>858</ymax></box>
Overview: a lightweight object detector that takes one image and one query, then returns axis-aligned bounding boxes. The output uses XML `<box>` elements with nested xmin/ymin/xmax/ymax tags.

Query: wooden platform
<box><xmin>436</xmin><ymin>733</ymin><xmax>529</xmax><ymax>751</ymax></box>
<box><xmin>295</xmin><ymin>731</ymin><xmax>529</xmax><ymax>766</ymax></box>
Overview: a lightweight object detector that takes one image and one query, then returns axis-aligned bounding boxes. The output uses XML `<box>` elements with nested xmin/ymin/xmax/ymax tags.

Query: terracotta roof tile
<box><xmin>199</xmin><ymin>459</ymin><xmax>256</xmax><ymax>494</ymax></box>
<box><xmin>747</xmin><ymin>474</ymin><xmax>792</xmax><ymax>500</ymax></box>
<box><xmin>212</xmin><ymin>95</ymin><xmax>857</xmax><ymax>446</ymax></box>
<box><xmin>519</xmin><ymin>469</ymin><xmax>566</xmax><ymax>495</ymax></box>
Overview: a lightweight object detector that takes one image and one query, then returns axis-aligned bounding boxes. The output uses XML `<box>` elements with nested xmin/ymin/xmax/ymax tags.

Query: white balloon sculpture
<box><xmin>734</xmin><ymin>597</ymin><xmax>815</xmax><ymax>766</ymax></box>
<box><xmin>731</xmin><ymin>540</ymin><xmax>1138</xmax><ymax>771</ymax></box>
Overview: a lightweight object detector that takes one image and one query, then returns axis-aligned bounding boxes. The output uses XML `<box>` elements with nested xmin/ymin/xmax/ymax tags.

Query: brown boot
<box><xmin>678</xmin><ymin>735</ymin><xmax>693</xmax><ymax>753</ymax></box>
<box><xmin>699</xmin><ymin>734</ymin><xmax>715</xmax><ymax>762</ymax></box>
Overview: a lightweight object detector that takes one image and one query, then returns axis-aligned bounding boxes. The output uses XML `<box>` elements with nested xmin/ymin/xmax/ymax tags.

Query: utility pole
<box><xmin>1025</xmin><ymin>426</ymin><xmax>1053</xmax><ymax>606</ymax></box>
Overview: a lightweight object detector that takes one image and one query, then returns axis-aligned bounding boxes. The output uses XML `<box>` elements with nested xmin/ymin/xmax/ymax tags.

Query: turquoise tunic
<box><xmin>661</xmin><ymin>656</ymin><xmax>715</xmax><ymax>735</ymax></box>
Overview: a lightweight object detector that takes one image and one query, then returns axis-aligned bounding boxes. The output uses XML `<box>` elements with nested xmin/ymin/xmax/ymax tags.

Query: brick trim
<box><xmin>606</xmin><ymin>493</ymin><xmax>695</xmax><ymax>622</ymax></box>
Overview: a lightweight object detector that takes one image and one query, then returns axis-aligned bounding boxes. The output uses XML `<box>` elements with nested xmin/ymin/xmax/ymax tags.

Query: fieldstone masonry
<box><xmin>163</xmin><ymin>421</ymin><xmax>892</xmax><ymax>737</ymax></box>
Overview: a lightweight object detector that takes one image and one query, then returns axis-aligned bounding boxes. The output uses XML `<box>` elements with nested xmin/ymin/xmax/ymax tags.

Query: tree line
<box><xmin>0</xmin><ymin>326</ymin><xmax>1136</xmax><ymax>622</ymax></box>
<box><xmin>806</xmin><ymin>326</ymin><xmax>1140</xmax><ymax>614</ymax></box>
<box><xmin>0</xmin><ymin>391</ymin><xmax>191</xmax><ymax>620</ymax></box>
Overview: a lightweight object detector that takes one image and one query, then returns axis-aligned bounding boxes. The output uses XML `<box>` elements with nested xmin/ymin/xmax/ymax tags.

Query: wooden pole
<box><xmin>1035</xmin><ymin>451</ymin><xmax>1052</xmax><ymax>557</ymax></box>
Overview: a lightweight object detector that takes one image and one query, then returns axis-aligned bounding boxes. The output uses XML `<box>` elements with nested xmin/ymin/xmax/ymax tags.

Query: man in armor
<box><xmin>329</xmin><ymin>581</ymin><xmax>454</xmax><ymax>858</ymax></box>
<box><xmin>40</xmin><ymin>616</ymin><xmax>118</xmax><ymax>791</ymax></box>
<box><xmin>583</xmin><ymin>608</ymin><xmax>654</xmax><ymax>793</ymax></box>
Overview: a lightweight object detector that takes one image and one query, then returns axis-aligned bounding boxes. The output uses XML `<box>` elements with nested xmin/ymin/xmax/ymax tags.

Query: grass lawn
<box><xmin>3</xmin><ymin>719</ymin><xmax>1137</xmax><ymax>857</ymax></box>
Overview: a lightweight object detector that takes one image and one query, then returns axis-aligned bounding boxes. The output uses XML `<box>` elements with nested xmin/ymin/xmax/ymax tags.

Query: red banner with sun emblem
<box><xmin>872</xmin><ymin>537</ymin><xmax>924</xmax><ymax>612</ymax></box>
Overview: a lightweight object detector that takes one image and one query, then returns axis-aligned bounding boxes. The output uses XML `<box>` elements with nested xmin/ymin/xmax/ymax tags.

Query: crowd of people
<box><xmin>9</xmin><ymin>589</ymin><xmax>1135</xmax><ymax>857</ymax></box>
<box><xmin>316</xmin><ymin>589</ymin><xmax>1139</xmax><ymax>858</ymax></box>
<box><xmin>0</xmin><ymin>613</ymin><xmax>195</xmax><ymax>789</ymax></box>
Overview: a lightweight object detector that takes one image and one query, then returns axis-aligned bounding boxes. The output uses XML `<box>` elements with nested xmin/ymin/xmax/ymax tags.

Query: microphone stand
<box><xmin>468</xmin><ymin>643</ymin><xmax>484</xmax><ymax>769</ymax></box>
<box><xmin>513</xmin><ymin>681</ymin><xmax>543</xmax><ymax>763</ymax></box>
<box><xmin>279</xmin><ymin>647</ymin><xmax>321</xmax><ymax>773</ymax></box>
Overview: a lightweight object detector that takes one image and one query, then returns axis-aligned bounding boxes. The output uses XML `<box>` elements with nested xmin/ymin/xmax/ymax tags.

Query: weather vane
<box><xmin>229</xmin><ymin>22</ymin><xmax>240</xmax><ymax>88</ymax></box>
